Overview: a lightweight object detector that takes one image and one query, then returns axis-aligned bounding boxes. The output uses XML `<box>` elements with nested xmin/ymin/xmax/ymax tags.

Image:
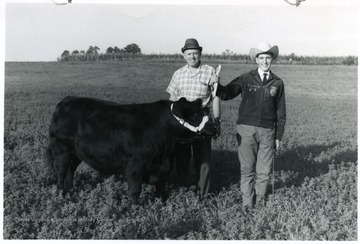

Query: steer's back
<box><xmin>49</xmin><ymin>96</ymin><xmax>172</xmax><ymax>172</ymax></box>
<box><xmin>50</xmin><ymin>96</ymin><xmax>170</xmax><ymax>138</ymax></box>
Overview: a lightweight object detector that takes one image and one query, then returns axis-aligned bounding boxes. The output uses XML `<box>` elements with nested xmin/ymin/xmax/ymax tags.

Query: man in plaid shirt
<box><xmin>166</xmin><ymin>38</ymin><xmax>221</xmax><ymax>198</ymax></box>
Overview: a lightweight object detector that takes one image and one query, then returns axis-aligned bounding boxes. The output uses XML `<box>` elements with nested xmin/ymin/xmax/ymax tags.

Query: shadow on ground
<box><xmin>209</xmin><ymin>142</ymin><xmax>357</xmax><ymax>192</ymax></box>
<box><xmin>51</xmin><ymin>142</ymin><xmax>356</xmax><ymax>198</ymax></box>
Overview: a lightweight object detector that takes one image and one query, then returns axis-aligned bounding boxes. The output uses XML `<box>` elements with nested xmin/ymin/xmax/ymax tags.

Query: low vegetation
<box><xmin>4</xmin><ymin>61</ymin><xmax>357</xmax><ymax>240</ymax></box>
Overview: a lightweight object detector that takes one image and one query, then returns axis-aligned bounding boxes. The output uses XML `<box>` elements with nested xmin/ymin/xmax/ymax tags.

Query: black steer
<box><xmin>46</xmin><ymin>96</ymin><xmax>217</xmax><ymax>203</ymax></box>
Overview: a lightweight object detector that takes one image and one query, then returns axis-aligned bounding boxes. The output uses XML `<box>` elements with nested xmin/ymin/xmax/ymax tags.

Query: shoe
<box><xmin>255</xmin><ymin>196</ymin><xmax>267</xmax><ymax>208</ymax></box>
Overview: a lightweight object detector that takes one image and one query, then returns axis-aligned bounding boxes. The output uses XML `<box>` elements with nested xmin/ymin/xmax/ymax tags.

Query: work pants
<box><xmin>237</xmin><ymin>124</ymin><xmax>275</xmax><ymax>208</ymax></box>
<box><xmin>174</xmin><ymin>138</ymin><xmax>211</xmax><ymax>198</ymax></box>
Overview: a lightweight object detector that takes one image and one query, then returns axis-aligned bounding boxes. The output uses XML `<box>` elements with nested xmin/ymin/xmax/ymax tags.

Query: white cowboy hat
<box><xmin>249</xmin><ymin>42</ymin><xmax>279</xmax><ymax>61</ymax></box>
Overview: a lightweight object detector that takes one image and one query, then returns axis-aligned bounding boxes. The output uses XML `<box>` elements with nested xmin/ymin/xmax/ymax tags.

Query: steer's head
<box><xmin>171</xmin><ymin>97</ymin><xmax>217</xmax><ymax>138</ymax></box>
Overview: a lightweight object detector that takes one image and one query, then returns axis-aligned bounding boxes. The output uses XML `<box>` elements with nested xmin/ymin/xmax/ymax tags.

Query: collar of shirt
<box><xmin>257</xmin><ymin>68</ymin><xmax>270</xmax><ymax>80</ymax></box>
<box><xmin>186</xmin><ymin>62</ymin><xmax>202</xmax><ymax>77</ymax></box>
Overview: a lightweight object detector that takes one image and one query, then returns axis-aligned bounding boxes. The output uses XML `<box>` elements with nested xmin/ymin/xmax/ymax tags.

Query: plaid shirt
<box><xmin>166</xmin><ymin>63</ymin><xmax>216</xmax><ymax>108</ymax></box>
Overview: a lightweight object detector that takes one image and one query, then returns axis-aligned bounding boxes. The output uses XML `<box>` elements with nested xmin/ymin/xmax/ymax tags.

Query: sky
<box><xmin>1</xmin><ymin>0</ymin><xmax>360</xmax><ymax>61</ymax></box>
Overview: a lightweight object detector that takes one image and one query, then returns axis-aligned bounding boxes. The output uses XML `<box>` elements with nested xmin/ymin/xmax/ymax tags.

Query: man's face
<box><xmin>183</xmin><ymin>49</ymin><xmax>201</xmax><ymax>68</ymax></box>
<box><xmin>256</xmin><ymin>53</ymin><xmax>273</xmax><ymax>72</ymax></box>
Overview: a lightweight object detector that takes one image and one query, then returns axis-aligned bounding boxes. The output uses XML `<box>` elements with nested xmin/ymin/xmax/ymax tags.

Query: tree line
<box><xmin>58</xmin><ymin>43</ymin><xmax>142</xmax><ymax>62</ymax></box>
<box><xmin>58</xmin><ymin>44</ymin><xmax>358</xmax><ymax>66</ymax></box>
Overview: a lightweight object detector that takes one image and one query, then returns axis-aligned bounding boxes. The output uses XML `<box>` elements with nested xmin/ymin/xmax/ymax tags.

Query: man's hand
<box><xmin>215</xmin><ymin>64</ymin><xmax>221</xmax><ymax>77</ymax></box>
<box><xmin>213</xmin><ymin>117</ymin><xmax>221</xmax><ymax>139</ymax></box>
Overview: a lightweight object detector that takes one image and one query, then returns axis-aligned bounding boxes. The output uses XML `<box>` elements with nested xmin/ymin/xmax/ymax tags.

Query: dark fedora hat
<box><xmin>181</xmin><ymin>38</ymin><xmax>203</xmax><ymax>53</ymax></box>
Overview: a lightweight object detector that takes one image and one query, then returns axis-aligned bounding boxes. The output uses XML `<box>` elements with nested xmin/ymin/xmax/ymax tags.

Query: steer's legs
<box><xmin>49</xmin><ymin>139</ymin><xmax>81</xmax><ymax>196</ymax></box>
<box><xmin>125</xmin><ymin>159</ymin><xmax>144</xmax><ymax>204</ymax></box>
<box><xmin>155</xmin><ymin>149</ymin><xmax>175</xmax><ymax>201</ymax></box>
<box><xmin>51</xmin><ymin>141</ymin><xmax>71</xmax><ymax>194</ymax></box>
<box><xmin>154</xmin><ymin>169</ymin><xmax>170</xmax><ymax>201</ymax></box>
<box><xmin>64</xmin><ymin>156</ymin><xmax>82</xmax><ymax>192</ymax></box>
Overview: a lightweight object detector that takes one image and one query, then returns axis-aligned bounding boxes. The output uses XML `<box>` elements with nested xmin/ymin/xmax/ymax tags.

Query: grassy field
<box><xmin>3</xmin><ymin>61</ymin><xmax>357</xmax><ymax>240</ymax></box>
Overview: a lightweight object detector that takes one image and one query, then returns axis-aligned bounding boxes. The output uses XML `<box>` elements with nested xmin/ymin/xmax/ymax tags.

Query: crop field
<box><xmin>3</xmin><ymin>61</ymin><xmax>358</xmax><ymax>240</ymax></box>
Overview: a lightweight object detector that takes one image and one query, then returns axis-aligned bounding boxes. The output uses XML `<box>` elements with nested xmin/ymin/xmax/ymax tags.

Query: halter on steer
<box><xmin>170</xmin><ymin>104</ymin><xmax>209</xmax><ymax>134</ymax></box>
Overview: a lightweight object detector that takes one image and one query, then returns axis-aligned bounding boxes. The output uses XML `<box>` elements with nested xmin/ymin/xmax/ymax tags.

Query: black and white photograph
<box><xmin>1</xmin><ymin>0</ymin><xmax>358</xmax><ymax>240</ymax></box>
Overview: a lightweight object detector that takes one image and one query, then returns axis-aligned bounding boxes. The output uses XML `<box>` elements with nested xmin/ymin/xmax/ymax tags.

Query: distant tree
<box><xmin>114</xmin><ymin>46</ymin><xmax>122</xmax><ymax>54</ymax></box>
<box><xmin>221</xmin><ymin>49</ymin><xmax>234</xmax><ymax>58</ymax></box>
<box><xmin>124</xmin><ymin>43</ymin><xmax>141</xmax><ymax>55</ymax></box>
<box><xmin>61</xmin><ymin>50</ymin><xmax>70</xmax><ymax>61</ymax></box>
<box><xmin>86</xmin><ymin>46</ymin><xmax>93</xmax><ymax>59</ymax></box>
<box><xmin>288</xmin><ymin>52</ymin><xmax>297</xmax><ymax>64</ymax></box>
<box><xmin>110</xmin><ymin>46</ymin><xmax>124</xmax><ymax>60</ymax></box>
<box><xmin>71</xmin><ymin>50</ymin><xmax>84</xmax><ymax>61</ymax></box>
<box><xmin>86</xmin><ymin>46</ymin><xmax>100</xmax><ymax>54</ymax></box>
<box><xmin>106</xmin><ymin>47</ymin><xmax>114</xmax><ymax>54</ymax></box>
<box><xmin>94</xmin><ymin>46</ymin><xmax>100</xmax><ymax>54</ymax></box>
<box><xmin>86</xmin><ymin>46</ymin><xmax>100</xmax><ymax>60</ymax></box>
<box><xmin>61</xmin><ymin>50</ymin><xmax>70</xmax><ymax>56</ymax></box>
<box><xmin>342</xmin><ymin>56</ymin><xmax>357</xmax><ymax>65</ymax></box>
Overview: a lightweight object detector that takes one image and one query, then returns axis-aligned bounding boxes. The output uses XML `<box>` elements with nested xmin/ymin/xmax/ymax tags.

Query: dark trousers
<box><xmin>174</xmin><ymin>138</ymin><xmax>212</xmax><ymax>197</ymax></box>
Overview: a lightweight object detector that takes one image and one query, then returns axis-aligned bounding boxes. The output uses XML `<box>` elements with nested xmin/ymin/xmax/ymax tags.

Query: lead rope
<box><xmin>170</xmin><ymin>104</ymin><xmax>209</xmax><ymax>133</ymax></box>
<box><xmin>211</xmin><ymin>64</ymin><xmax>221</xmax><ymax>100</ymax></box>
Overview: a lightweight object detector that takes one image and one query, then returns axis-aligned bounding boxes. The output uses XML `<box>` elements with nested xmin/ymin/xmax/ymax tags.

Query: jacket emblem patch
<box><xmin>270</xmin><ymin>86</ymin><xmax>278</xmax><ymax>96</ymax></box>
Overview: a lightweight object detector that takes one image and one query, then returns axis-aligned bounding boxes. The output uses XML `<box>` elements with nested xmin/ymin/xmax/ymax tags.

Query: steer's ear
<box><xmin>173</xmin><ymin>98</ymin><xmax>187</xmax><ymax>118</ymax></box>
<box><xmin>194</xmin><ymin>98</ymin><xmax>202</xmax><ymax>107</ymax></box>
<box><xmin>176</xmin><ymin>97</ymin><xmax>191</xmax><ymax>111</ymax></box>
<box><xmin>178</xmin><ymin>97</ymin><xmax>188</xmax><ymax>104</ymax></box>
